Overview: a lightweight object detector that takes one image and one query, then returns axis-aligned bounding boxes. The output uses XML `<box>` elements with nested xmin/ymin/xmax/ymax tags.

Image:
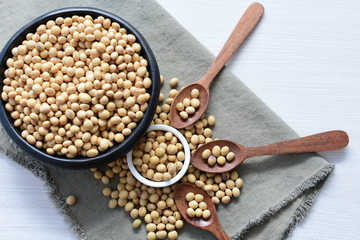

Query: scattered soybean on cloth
<box><xmin>0</xmin><ymin>0</ymin><xmax>334</xmax><ymax>239</ymax></box>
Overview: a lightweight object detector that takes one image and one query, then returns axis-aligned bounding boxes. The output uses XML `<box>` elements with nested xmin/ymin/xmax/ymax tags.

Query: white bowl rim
<box><xmin>127</xmin><ymin>124</ymin><xmax>190</xmax><ymax>188</ymax></box>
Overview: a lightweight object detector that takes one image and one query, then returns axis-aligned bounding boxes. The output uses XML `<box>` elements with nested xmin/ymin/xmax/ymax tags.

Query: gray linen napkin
<box><xmin>0</xmin><ymin>0</ymin><xmax>334</xmax><ymax>239</ymax></box>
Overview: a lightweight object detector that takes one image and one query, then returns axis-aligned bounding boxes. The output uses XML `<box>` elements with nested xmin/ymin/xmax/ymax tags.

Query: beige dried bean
<box><xmin>202</xmin><ymin>209</ymin><xmax>211</xmax><ymax>219</ymax></box>
<box><xmin>66</xmin><ymin>195</ymin><xmax>76</xmax><ymax>205</ymax></box>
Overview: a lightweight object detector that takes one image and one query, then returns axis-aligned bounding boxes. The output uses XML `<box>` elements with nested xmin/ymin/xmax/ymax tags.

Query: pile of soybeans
<box><xmin>1</xmin><ymin>15</ymin><xmax>152</xmax><ymax>158</ymax></box>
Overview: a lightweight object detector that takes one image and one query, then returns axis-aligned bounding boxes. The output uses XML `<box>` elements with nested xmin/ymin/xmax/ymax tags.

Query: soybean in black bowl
<box><xmin>0</xmin><ymin>7</ymin><xmax>160</xmax><ymax>169</ymax></box>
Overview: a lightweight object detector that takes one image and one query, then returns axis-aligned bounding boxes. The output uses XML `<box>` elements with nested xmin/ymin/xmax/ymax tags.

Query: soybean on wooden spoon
<box><xmin>192</xmin><ymin>130</ymin><xmax>349</xmax><ymax>173</ymax></box>
<box><xmin>174</xmin><ymin>183</ymin><xmax>231</xmax><ymax>240</ymax></box>
<box><xmin>169</xmin><ymin>2</ymin><xmax>265</xmax><ymax>129</ymax></box>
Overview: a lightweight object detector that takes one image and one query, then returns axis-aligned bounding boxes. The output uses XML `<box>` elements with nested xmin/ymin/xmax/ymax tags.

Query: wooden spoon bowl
<box><xmin>192</xmin><ymin>139</ymin><xmax>242</xmax><ymax>173</ymax></box>
<box><xmin>169</xmin><ymin>83</ymin><xmax>209</xmax><ymax>129</ymax></box>
<box><xmin>174</xmin><ymin>183</ymin><xmax>231</xmax><ymax>239</ymax></box>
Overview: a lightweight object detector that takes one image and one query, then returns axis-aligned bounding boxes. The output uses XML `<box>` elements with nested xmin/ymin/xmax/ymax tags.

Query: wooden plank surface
<box><xmin>1</xmin><ymin>0</ymin><xmax>359</xmax><ymax>239</ymax></box>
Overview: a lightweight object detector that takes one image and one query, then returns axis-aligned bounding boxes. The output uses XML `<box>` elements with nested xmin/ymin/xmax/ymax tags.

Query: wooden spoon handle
<box><xmin>243</xmin><ymin>130</ymin><xmax>349</xmax><ymax>158</ymax></box>
<box><xmin>198</xmin><ymin>2</ymin><xmax>264</xmax><ymax>88</ymax></box>
<box><xmin>208</xmin><ymin>223</ymin><xmax>232</xmax><ymax>240</ymax></box>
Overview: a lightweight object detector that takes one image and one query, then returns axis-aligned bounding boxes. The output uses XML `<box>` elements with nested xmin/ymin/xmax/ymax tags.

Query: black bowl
<box><xmin>0</xmin><ymin>7</ymin><xmax>160</xmax><ymax>169</ymax></box>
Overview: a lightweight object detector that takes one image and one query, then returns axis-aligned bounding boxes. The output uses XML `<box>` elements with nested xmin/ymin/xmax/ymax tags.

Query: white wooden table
<box><xmin>1</xmin><ymin>0</ymin><xmax>359</xmax><ymax>239</ymax></box>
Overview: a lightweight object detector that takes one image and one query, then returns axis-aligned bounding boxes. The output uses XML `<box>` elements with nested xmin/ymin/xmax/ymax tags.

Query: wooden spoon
<box><xmin>174</xmin><ymin>183</ymin><xmax>231</xmax><ymax>240</ymax></box>
<box><xmin>169</xmin><ymin>2</ymin><xmax>265</xmax><ymax>129</ymax></box>
<box><xmin>191</xmin><ymin>130</ymin><xmax>349</xmax><ymax>173</ymax></box>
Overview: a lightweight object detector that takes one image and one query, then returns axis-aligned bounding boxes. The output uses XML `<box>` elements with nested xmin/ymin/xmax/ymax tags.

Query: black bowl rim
<box><xmin>0</xmin><ymin>7</ymin><xmax>160</xmax><ymax>169</ymax></box>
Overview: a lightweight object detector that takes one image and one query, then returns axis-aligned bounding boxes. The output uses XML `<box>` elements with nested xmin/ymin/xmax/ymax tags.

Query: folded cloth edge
<box><xmin>0</xmin><ymin>139</ymin><xmax>89</xmax><ymax>240</ymax></box>
<box><xmin>237</xmin><ymin>164</ymin><xmax>334</xmax><ymax>239</ymax></box>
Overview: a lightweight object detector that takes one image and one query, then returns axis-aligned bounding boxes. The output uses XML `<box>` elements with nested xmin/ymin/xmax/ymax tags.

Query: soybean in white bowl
<box><xmin>127</xmin><ymin>124</ymin><xmax>190</xmax><ymax>188</ymax></box>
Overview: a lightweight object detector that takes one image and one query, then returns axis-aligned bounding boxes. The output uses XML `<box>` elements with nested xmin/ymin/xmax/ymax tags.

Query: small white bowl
<box><xmin>127</xmin><ymin>124</ymin><xmax>191</xmax><ymax>188</ymax></box>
